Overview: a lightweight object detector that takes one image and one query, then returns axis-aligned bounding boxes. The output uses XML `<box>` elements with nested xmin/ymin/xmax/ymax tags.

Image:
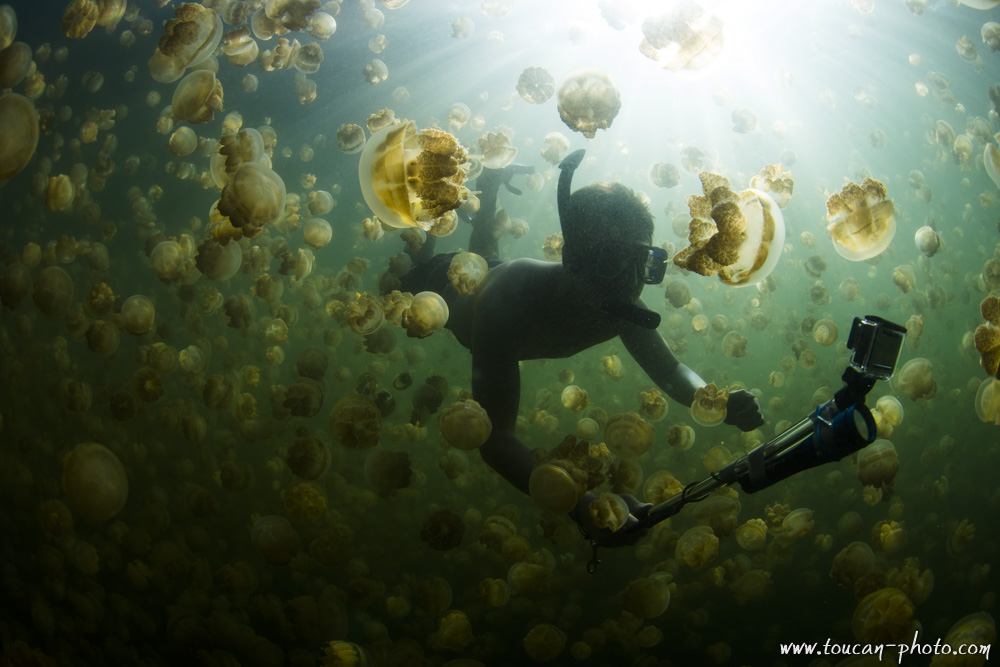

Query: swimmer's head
<box><xmin>561</xmin><ymin>183</ymin><xmax>663</xmax><ymax>299</ymax></box>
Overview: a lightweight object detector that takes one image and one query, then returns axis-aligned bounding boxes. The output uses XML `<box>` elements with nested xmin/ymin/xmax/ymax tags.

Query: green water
<box><xmin>0</xmin><ymin>1</ymin><xmax>998</xmax><ymax>665</ymax></box>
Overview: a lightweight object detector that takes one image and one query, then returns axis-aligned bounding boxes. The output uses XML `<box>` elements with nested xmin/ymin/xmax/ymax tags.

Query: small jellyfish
<box><xmin>329</xmin><ymin>395</ymin><xmax>381</xmax><ymax>450</ymax></box>
<box><xmin>852</xmin><ymin>587</ymin><xmax>916</xmax><ymax>644</ymax></box>
<box><xmin>812</xmin><ymin>319</ymin><xmax>838</xmax><ymax>346</ymax></box>
<box><xmin>667</xmin><ymin>424</ymin><xmax>695</xmax><ymax>450</ymax></box>
<box><xmin>825</xmin><ymin>177</ymin><xmax>896</xmax><ymax>261</ymax></box>
<box><xmin>856</xmin><ymin>439</ymin><xmax>899</xmax><ymax>488</ymax></box>
<box><xmin>604</xmin><ymin>412</ymin><xmax>655</xmax><ymax>458</ymax></box>
<box><xmin>60</xmin><ymin>442</ymin><xmax>129</xmax><ymax>522</ymax></box>
<box><xmin>516</xmin><ymin>66</ymin><xmax>555</xmax><ymax>104</ymax></box>
<box><xmin>914</xmin><ymin>225</ymin><xmax>940</xmax><ymax>257</ymax></box>
<box><xmin>749</xmin><ymin>164</ymin><xmax>794</xmax><ymax>208</ymax></box>
<box><xmin>556</xmin><ymin>67</ymin><xmax>621</xmax><ymax>139</ymax></box>
<box><xmin>639</xmin><ymin>2</ymin><xmax>724</xmax><ymax>71</ymax></box>
<box><xmin>438</xmin><ymin>399</ymin><xmax>492</xmax><ymax>450</ymax></box>
<box><xmin>894</xmin><ymin>358</ymin><xmax>936</xmax><ymax>401</ymax></box>
<box><xmin>735</xmin><ymin>518</ymin><xmax>768</xmax><ymax>550</ymax></box>
<box><xmin>539</xmin><ymin>132</ymin><xmax>569</xmax><ymax>166</ymax></box>
<box><xmin>446</xmin><ymin>252</ymin><xmax>488</xmax><ymax>294</ymax></box>
<box><xmin>974</xmin><ymin>378</ymin><xmax>1000</xmax><ymax>424</ymax></box>
<box><xmin>675</xmin><ymin>525</ymin><xmax>719</xmax><ymax>568</ymax></box>
<box><xmin>649</xmin><ymin>162</ymin><xmax>681</xmax><ymax>189</ymax></box>
<box><xmin>394</xmin><ymin>291</ymin><xmax>447</xmax><ymax>339</ymax></box>
<box><xmin>672</xmin><ymin>172</ymin><xmax>786</xmax><ymax>287</ymax></box>
<box><xmin>171</xmin><ymin>69</ymin><xmax>224</xmax><ymax>124</ymax></box>
<box><xmin>0</xmin><ymin>93</ymin><xmax>39</xmax><ymax>180</ymax></box>
<box><xmin>831</xmin><ymin>541</ymin><xmax>876</xmax><ymax>586</ymax></box>
<box><xmin>478</xmin><ymin>130</ymin><xmax>517</xmax><ymax>169</ymax></box>
<box><xmin>690</xmin><ymin>382</ymin><xmax>728</xmax><ymax>427</ymax></box>
<box><xmin>336</xmin><ymin>124</ymin><xmax>365</xmax><ymax>154</ymax></box>
<box><xmin>251</xmin><ymin>515</ymin><xmax>300</xmax><ymax>566</ymax></box>
<box><xmin>523</xmin><ymin>624</ymin><xmax>566</xmax><ymax>663</ymax></box>
<box><xmin>621</xmin><ymin>575</ymin><xmax>671</xmax><ymax>619</ymax></box>
<box><xmin>529</xmin><ymin>463</ymin><xmax>584</xmax><ymax>514</ymax></box>
<box><xmin>589</xmin><ymin>493</ymin><xmax>629</xmax><ymax>532</ymax></box>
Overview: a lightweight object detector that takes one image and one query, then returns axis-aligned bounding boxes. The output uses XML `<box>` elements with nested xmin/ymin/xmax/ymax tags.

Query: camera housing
<box><xmin>846</xmin><ymin>315</ymin><xmax>907</xmax><ymax>381</ymax></box>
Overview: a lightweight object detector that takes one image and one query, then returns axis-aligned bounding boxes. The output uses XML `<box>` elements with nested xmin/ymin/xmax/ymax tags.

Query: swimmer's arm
<box><xmin>620</xmin><ymin>307</ymin><xmax>706</xmax><ymax>407</ymax></box>
<box><xmin>472</xmin><ymin>350</ymin><xmax>533</xmax><ymax>494</ymax></box>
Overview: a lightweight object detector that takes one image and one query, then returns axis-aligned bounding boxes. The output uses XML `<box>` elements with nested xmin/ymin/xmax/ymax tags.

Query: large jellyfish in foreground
<box><xmin>672</xmin><ymin>171</ymin><xmax>785</xmax><ymax>286</ymax></box>
<box><xmin>358</xmin><ymin>120</ymin><xmax>470</xmax><ymax>236</ymax></box>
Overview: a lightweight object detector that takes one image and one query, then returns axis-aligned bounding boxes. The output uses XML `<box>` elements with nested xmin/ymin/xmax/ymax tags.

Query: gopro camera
<box><xmin>846</xmin><ymin>315</ymin><xmax>907</xmax><ymax>381</ymax></box>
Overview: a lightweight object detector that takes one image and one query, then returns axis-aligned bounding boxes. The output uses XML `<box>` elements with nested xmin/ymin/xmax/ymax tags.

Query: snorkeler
<box><xmin>399</xmin><ymin>149</ymin><xmax>764</xmax><ymax>547</ymax></box>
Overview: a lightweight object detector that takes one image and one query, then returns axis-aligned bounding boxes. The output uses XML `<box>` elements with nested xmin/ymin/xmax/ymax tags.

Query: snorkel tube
<box><xmin>557</xmin><ymin>150</ymin><xmax>661</xmax><ymax>330</ymax></box>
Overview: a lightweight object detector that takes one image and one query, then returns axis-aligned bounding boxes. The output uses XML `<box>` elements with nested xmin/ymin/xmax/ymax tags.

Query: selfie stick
<box><xmin>636</xmin><ymin>315</ymin><xmax>907</xmax><ymax>531</ymax></box>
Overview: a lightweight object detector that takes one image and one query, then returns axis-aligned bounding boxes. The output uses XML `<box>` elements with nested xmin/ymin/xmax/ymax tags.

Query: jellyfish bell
<box><xmin>358</xmin><ymin>120</ymin><xmax>469</xmax><ymax>236</ymax></box>
<box><xmin>447</xmin><ymin>252</ymin><xmax>488</xmax><ymax>295</ymax></box>
<box><xmin>60</xmin><ymin>442</ymin><xmax>129</xmax><ymax>522</ymax></box>
<box><xmin>401</xmin><ymin>291</ymin><xmax>449</xmax><ymax>338</ymax></box>
<box><xmin>0</xmin><ymin>93</ymin><xmax>39</xmax><ymax>180</ymax></box>
<box><xmin>825</xmin><ymin>177</ymin><xmax>896</xmax><ymax>261</ymax></box>
<box><xmin>516</xmin><ymin>66</ymin><xmax>555</xmax><ymax>104</ymax></box>
<box><xmin>672</xmin><ymin>172</ymin><xmax>785</xmax><ymax>287</ymax></box>
<box><xmin>639</xmin><ymin>2</ymin><xmax>725</xmax><ymax>72</ymax></box>
<box><xmin>556</xmin><ymin>67</ymin><xmax>622</xmax><ymax>139</ymax></box>
<box><xmin>975</xmin><ymin>378</ymin><xmax>1000</xmax><ymax>425</ymax></box>
<box><xmin>914</xmin><ymin>225</ymin><xmax>940</xmax><ymax>257</ymax></box>
<box><xmin>529</xmin><ymin>463</ymin><xmax>583</xmax><ymax>514</ymax></box>
<box><xmin>437</xmin><ymin>399</ymin><xmax>490</xmax><ymax>451</ymax></box>
<box><xmin>171</xmin><ymin>69</ymin><xmax>224</xmax><ymax>124</ymax></box>
<box><xmin>986</xmin><ymin>142</ymin><xmax>1000</xmax><ymax>190</ymax></box>
<box><xmin>149</xmin><ymin>4</ymin><xmax>224</xmax><ymax>84</ymax></box>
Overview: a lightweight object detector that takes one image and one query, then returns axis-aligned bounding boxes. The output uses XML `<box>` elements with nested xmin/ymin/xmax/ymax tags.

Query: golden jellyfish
<box><xmin>359</xmin><ymin>120</ymin><xmax>469</xmax><ymax>235</ymax></box>
<box><xmin>639</xmin><ymin>2</ymin><xmax>724</xmax><ymax>71</ymax></box>
<box><xmin>303</xmin><ymin>217</ymin><xmax>333</xmax><ymax>250</ymax></box>
<box><xmin>0</xmin><ymin>5</ymin><xmax>14</xmax><ymax>50</ymax></box>
<box><xmin>45</xmin><ymin>174</ymin><xmax>74</xmax><ymax>212</ymax></box>
<box><xmin>478</xmin><ymin>130</ymin><xmax>517</xmax><ymax>169</ymax></box>
<box><xmin>220</xmin><ymin>25</ymin><xmax>258</xmax><ymax>66</ymax></box>
<box><xmin>0</xmin><ymin>41</ymin><xmax>31</xmax><ymax>89</ymax></box>
<box><xmin>749</xmin><ymin>163</ymin><xmax>794</xmax><ymax>208</ymax></box>
<box><xmin>642</xmin><ymin>469</ymin><xmax>683</xmax><ymax>504</ymax></box>
<box><xmin>676</xmin><ymin>524</ymin><xmax>719</xmax><ymax>568</ymax></box>
<box><xmin>722</xmin><ymin>331</ymin><xmax>748</xmax><ymax>358</ymax></box>
<box><xmin>217</xmin><ymin>162</ymin><xmax>287</xmax><ymax>240</ymax></box>
<box><xmin>195</xmin><ymin>237</ymin><xmax>242</xmax><ymax>281</ymax></box>
<box><xmin>672</xmin><ymin>171</ymin><xmax>786</xmax><ymax>287</ymax></box>
<box><xmin>323</xmin><ymin>642</ymin><xmax>370</xmax><ymax>667</ymax></box>
<box><xmin>529</xmin><ymin>463</ymin><xmax>583</xmax><ymax>514</ymax></box>
<box><xmin>831</xmin><ymin>541</ymin><xmax>876</xmax><ymax>586</ymax></box>
<box><xmin>402</xmin><ymin>291</ymin><xmax>449</xmax><ymax>338</ymax></box>
<box><xmin>329</xmin><ymin>395</ymin><xmax>381</xmax><ymax>450</ymax></box>
<box><xmin>347</xmin><ymin>293</ymin><xmax>384</xmax><ymax>335</ymax></box>
<box><xmin>32</xmin><ymin>266</ymin><xmax>74</xmax><ymax>318</ymax></box>
<box><xmin>251</xmin><ymin>515</ymin><xmax>300</xmax><ymax>566</ymax></box>
<box><xmin>895</xmin><ymin>357</ymin><xmax>937</xmax><ymax>401</ymax></box>
<box><xmin>974</xmin><ymin>378</ymin><xmax>1000</xmax><ymax>424</ymax></box>
<box><xmin>86</xmin><ymin>320</ymin><xmax>119</xmax><ymax>355</ymax></box>
<box><xmin>308</xmin><ymin>189</ymin><xmax>334</xmax><ymax>215</ymax></box>
<box><xmin>447</xmin><ymin>252</ymin><xmax>488</xmax><ymax>295</ymax></box>
<box><xmin>60</xmin><ymin>442</ymin><xmax>128</xmax><ymax>522</ymax></box>
<box><xmin>875</xmin><ymin>396</ymin><xmax>904</xmax><ymax>427</ymax></box>
<box><xmin>604</xmin><ymin>412</ymin><xmax>655</xmax><ymax>458</ymax></box>
<box><xmin>516</xmin><ymin>66</ymin><xmax>555</xmax><ymax>104</ymax></box>
<box><xmin>690</xmin><ymin>382</ymin><xmax>728</xmax><ymax>426</ymax></box>
<box><xmin>649</xmin><ymin>162</ymin><xmax>681</xmax><ymax>189</ymax></box>
<box><xmin>914</xmin><ymin>225</ymin><xmax>940</xmax><ymax>257</ymax></box>
<box><xmin>447</xmin><ymin>102</ymin><xmax>471</xmax><ymax>130</ymax></box>
<box><xmin>168</xmin><ymin>126</ymin><xmax>198</xmax><ymax>157</ymax></box>
<box><xmin>892</xmin><ymin>265</ymin><xmax>916</xmax><ymax>294</ymax></box>
<box><xmin>336</xmin><ymin>123</ymin><xmax>365</xmax><ymax>154</ymax></box>
<box><xmin>523</xmin><ymin>624</ymin><xmax>566</xmax><ymax>663</ymax></box>
<box><xmin>0</xmin><ymin>261</ymin><xmax>30</xmax><ymax>308</ymax></box>
<box><xmin>853</xmin><ymin>587</ymin><xmax>917</xmax><ymax>644</ymax></box>
<box><xmin>560</xmin><ymin>385</ymin><xmax>589</xmax><ymax>411</ymax></box>
<box><xmin>735</xmin><ymin>518</ymin><xmax>768</xmax><ymax>550</ymax></box>
<box><xmin>667</xmin><ymin>423</ymin><xmax>695</xmax><ymax>450</ymax></box>
<box><xmin>439</xmin><ymin>400</ymin><xmax>492</xmax><ymax>450</ymax></box>
<box><xmin>171</xmin><ymin>69</ymin><xmax>223</xmax><ymax>124</ymax></box>
<box><xmin>539</xmin><ymin>131</ymin><xmax>569</xmax><ymax>166</ymax></box>
<box><xmin>0</xmin><ymin>93</ymin><xmax>39</xmax><ymax>180</ymax></box>
<box><xmin>362</xmin><ymin>58</ymin><xmax>388</xmax><ymax>84</ymax></box>
<box><xmin>212</xmin><ymin>127</ymin><xmax>270</xmax><ymax>188</ymax></box>
<box><xmin>589</xmin><ymin>492</ymin><xmax>629</xmax><ymax>531</ymax></box>
<box><xmin>984</xmin><ymin>22</ymin><xmax>1000</xmax><ymax>51</ymax></box>
<box><xmin>622</xmin><ymin>575</ymin><xmax>671</xmax><ymax>619</ymax></box>
<box><xmin>812</xmin><ymin>318</ymin><xmax>838</xmax><ymax>346</ymax></box>
<box><xmin>856</xmin><ymin>439</ymin><xmax>899</xmax><ymax>488</ymax></box>
<box><xmin>825</xmin><ymin>177</ymin><xmax>896</xmax><ymax>261</ymax></box>
<box><xmin>148</xmin><ymin>4</ymin><xmax>223</xmax><ymax>84</ymax></box>
<box><xmin>556</xmin><ymin>67</ymin><xmax>622</xmax><ymax>139</ymax></box>
<box><xmin>780</xmin><ymin>508</ymin><xmax>815</xmax><ymax>540</ymax></box>
<box><xmin>931</xmin><ymin>613</ymin><xmax>996</xmax><ymax>667</ymax></box>
<box><xmin>638</xmin><ymin>389</ymin><xmax>667</xmax><ymax>421</ymax></box>
<box><xmin>986</xmin><ymin>142</ymin><xmax>1000</xmax><ymax>190</ymax></box>
<box><xmin>730</xmin><ymin>570</ymin><xmax>772</xmax><ymax>605</ymax></box>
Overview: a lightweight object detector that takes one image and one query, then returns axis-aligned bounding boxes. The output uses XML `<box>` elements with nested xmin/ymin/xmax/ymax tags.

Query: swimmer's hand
<box><xmin>724</xmin><ymin>389</ymin><xmax>765</xmax><ymax>432</ymax></box>
<box><xmin>571</xmin><ymin>491</ymin><xmax>652</xmax><ymax>548</ymax></box>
